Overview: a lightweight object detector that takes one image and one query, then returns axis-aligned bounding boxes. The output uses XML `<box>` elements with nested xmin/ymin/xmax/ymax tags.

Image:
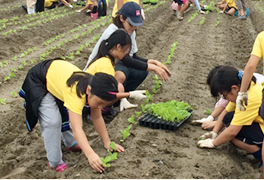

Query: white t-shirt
<box><xmin>83</xmin><ymin>24</ymin><xmax>138</xmax><ymax>71</ymax></box>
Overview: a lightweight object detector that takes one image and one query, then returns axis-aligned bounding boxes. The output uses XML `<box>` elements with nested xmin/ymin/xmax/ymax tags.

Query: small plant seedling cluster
<box><xmin>188</xmin><ymin>10</ymin><xmax>199</xmax><ymax>22</ymax></box>
<box><xmin>199</xmin><ymin>17</ymin><xmax>205</xmax><ymax>25</ymax></box>
<box><xmin>147</xmin><ymin>100</ymin><xmax>192</xmax><ymax>122</ymax></box>
<box><xmin>120</xmin><ymin>124</ymin><xmax>132</xmax><ymax>142</ymax></box>
<box><xmin>204</xmin><ymin>109</ymin><xmax>211</xmax><ymax>115</ymax></box>
<box><xmin>100</xmin><ymin>142</ymin><xmax>118</xmax><ymax>167</ymax></box>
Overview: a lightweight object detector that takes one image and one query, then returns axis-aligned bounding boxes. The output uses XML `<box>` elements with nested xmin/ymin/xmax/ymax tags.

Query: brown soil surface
<box><xmin>1</xmin><ymin>0</ymin><xmax>264</xmax><ymax>178</ymax></box>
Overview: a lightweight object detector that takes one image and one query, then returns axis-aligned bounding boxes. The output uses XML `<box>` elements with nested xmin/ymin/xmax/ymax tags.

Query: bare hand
<box><xmin>87</xmin><ymin>152</ymin><xmax>104</xmax><ymax>173</ymax></box>
<box><xmin>104</xmin><ymin>142</ymin><xmax>125</xmax><ymax>152</ymax></box>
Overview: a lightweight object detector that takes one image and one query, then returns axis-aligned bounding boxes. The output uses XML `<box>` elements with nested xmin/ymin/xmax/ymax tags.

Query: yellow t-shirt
<box><xmin>225</xmin><ymin>82</ymin><xmax>264</xmax><ymax>132</ymax></box>
<box><xmin>226</xmin><ymin>0</ymin><xmax>237</xmax><ymax>9</ymax></box>
<box><xmin>251</xmin><ymin>31</ymin><xmax>264</xmax><ymax>73</ymax></box>
<box><xmin>112</xmin><ymin>0</ymin><xmax>140</xmax><ymax>17</ymax></box>
<box><xmin>44</xmin><ymin>0</ymin><xmax>58</xmax><ymax>7</ymax></box>
<box><xmin>46</xmin><ymin>60</ymin><xmax>86</xmax><ymax>115</ymax></box>
<box><xmin>85</xmin><ymin>57</ymin><xmax>115</xmax><ymax>76</ymax></box>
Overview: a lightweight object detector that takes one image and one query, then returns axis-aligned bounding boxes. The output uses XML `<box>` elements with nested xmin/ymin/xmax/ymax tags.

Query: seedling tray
<box><xmin>138</xmin><ymin>109</ymin><xmax>193</xmax><ymax>131</ymax></box>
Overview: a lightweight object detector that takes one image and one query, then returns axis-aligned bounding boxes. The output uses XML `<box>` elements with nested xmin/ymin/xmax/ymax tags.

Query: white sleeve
<box><xmin>129</xmin><ymin>30</ymin><xmax>138</xmax><ymax>57</ymax></box>
<box><xmin>83</xmin><ymin>24</ymin><xmax>118</xmax><ymax>71</ymax></box>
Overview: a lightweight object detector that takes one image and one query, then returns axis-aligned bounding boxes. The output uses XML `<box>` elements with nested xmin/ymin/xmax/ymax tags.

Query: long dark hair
<box><xmin>209</xmin><ymin>66</ymin><xmax>256</xmax><ymax>97</ymax></box>
<box><xmin>88</xmin><ymin>29</ymin><xmax>131</xmax><ymax>67</ymax></box>
<box><xmin>67</xmin><ymin>72</ymin><xmax>118</xmax><ymax>101</ymax></box>
<box><xmin>112</xmin><ymin>14</ymin><xmax>127</xmax><ymax>28</ymax></box>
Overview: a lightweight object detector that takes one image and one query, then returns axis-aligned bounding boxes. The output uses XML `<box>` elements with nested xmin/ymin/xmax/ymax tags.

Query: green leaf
<box><xmin>128</xmin><ymin>115</ymin><xmax>135</xmax><ymax>124</ymax></box>
<box><xmin>135</xmin><ymin>111</ymin><xmax>142</xmax><ymax>117</ymax></box>
<box><xmin>109</xmin><ymin>142</ymin><xmax>116</xmax><ymax>151</ymax></box>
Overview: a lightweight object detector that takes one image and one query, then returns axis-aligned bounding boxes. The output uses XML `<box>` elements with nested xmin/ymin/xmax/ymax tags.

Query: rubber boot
<box><xmin>102</xmin><ymin>3</ymin><xmax>107</xmax><ymax>16</ymax></box>
<box><xmin>98</xmin><ymin>4</ymin><xmax>103</xmax><ymax>18</ymax></box>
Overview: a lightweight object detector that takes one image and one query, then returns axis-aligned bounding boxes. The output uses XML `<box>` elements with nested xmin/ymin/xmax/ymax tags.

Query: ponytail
<box><xmin>88</xmin><ymin>29</ymin><xmax>131</xmax><ymax>67</ymax></box>
<box><xmin>67</xmin><ymin>72</ymin><xmax>118</xmax><ymax>101</ymax></box>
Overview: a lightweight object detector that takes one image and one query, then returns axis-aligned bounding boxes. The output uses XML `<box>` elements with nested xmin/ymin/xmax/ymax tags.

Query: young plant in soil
<box><xmin>120</xmin><ymin>124</ymin><xmax>132</xmax><ymax>142</ymax></box>
<box><xmin>128</xmin><ymin>115</ymin><xmax>135</xmax><ymax>124</ymax></box>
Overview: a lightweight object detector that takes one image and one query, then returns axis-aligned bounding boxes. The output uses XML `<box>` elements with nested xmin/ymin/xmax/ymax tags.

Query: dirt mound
<box><xmin>1</xmin><ymin>0</ymin><xmax>264</xmax><ymax>178</ymax></box>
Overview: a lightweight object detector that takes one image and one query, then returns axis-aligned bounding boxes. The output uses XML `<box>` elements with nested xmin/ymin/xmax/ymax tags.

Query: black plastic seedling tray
<box><xmin>138</xmin><ymin>109</ymin><xmax>193</xmax><ymax>131</ymax></box>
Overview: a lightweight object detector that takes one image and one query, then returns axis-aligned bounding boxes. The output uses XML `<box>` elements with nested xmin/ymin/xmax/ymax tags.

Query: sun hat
<box><xmin>117</xmin><ymin>2</ymin><xmax>144</xmax><ymax>26</ymax></box>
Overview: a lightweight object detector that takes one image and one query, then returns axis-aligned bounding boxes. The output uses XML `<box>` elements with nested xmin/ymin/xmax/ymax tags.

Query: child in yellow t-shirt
<box><xmin>112</xmin><ymin>0</ymin><xmax>141</xmax><ymax>18</ymax></box>
<box><xmin>197</xmin><ymin>66</ymin><xmax>264</xmax><ymax>169</ymax></box>
<box><xmin>218</xmin><ymin>0</ymin><xmax>237</xmax><ymax>15</ymax></box>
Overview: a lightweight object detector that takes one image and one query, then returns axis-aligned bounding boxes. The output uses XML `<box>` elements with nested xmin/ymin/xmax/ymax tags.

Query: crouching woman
<box><xmin>197</xmin><ymin>66</ymin><xmax>264</xmax><ymax>166</ymax></box>
<box><xmin>20</xmin><ymin>59</ymin><xmax>126</xmax><ymax>173</ymax></box>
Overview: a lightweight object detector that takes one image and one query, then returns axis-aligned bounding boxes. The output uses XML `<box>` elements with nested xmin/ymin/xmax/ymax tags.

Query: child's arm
<box><xmin>90</xmin><ymin>108</ymin><xmax>124</xmax><ymax>152</ymax></box>
<box><xmin>222</xmin><ymin>2</ymin><xmax>228</xmax><ymax>12</ymax></box>
<box><xmin>69</xmin><ymin>110</ymin><xmax>104</xmax><ymax>173</ymax></box>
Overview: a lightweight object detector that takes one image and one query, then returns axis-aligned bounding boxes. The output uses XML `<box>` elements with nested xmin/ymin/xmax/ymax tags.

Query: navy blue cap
<box><xmin>117</xmin><ymin>2</ymin><xmax>144</xmax><ymax>26</ymax></box>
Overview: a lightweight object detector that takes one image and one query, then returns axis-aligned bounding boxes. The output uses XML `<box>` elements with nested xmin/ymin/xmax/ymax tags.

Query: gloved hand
<box><xmin>236</xmin><ymin>91</ymin><xmax>248</xmax><ymax>111</ymax></box>
<box><xmin>219</xmin><ymin>10</ymin><xmax>224</xmax><ymax>13</ymax></box>
<box><xmin>197</xmin><ymin>139</ymin><xmax>216</xmax><ymax>148</ymax></box>
<box><xmin>73</xmin><ymin>0</ymin><xmax>77</xmax><ymax>2</ymax></box>
<box><xmin>191</xmin><ymin>115</ymin><xmax>214</xmax><ymax>124</ymax></box>
<box><xmin>200</xmin><ymin>131</ymin><xmax>217</xmax><ymax>140</ymax></box>
<box><xmin>76</xmin><ymin>10</ymin><xmax>82</xmax><ymax>12</ymax></box>
<box><xmin>69</xmin><ymin>4</ymin><xmax>73</xmax><ymax>8</ymax></box>
<box><xmin>129</xmin><ymin>90</ymin><xmax>147</xmax><ymax>100</ymax></box>
<box><xmin>120</xmin><ymin>98</ymin><xmax>138</xmax><ymax>111</ymax></box>
<box><xmin>141</xmin><ymin>9</ymin><xmax>145</xmax><ymax>20</ymax></box>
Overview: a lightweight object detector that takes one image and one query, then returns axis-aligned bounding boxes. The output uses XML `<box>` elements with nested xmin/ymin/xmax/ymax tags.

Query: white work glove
<box><xmin>129</xmin><ymin>90</ymin><xmax>147</xmax><ymax>100</ymax></box>
<box><xmin>120</xmin><ymin>98</ymin><xmax>138</xmax><ymax>111</ymax></box>
<box><xmin>141</xmin><ymin>9</ymin><xmax>145</xmax><ymax>20</ymax></box>
<box><xmin>200</xmin><ymin>131</ymin><xmax>217</xmax><ymax>140</ymax></box>
<box><xmin>73</xmin><ymin>0</ymin><xmax>77</xmax><ymax>2</ymax></box>
<box><xmin>76</xmin><ymin>10</ymin><xmax>81</xmax><ymax>12</ymax></box>
<box><xmin>197</xmin><ymin>139</ymin><xmax>216</xmax><ymax>148</ymax></box>
<box><xmin>219</xmin><ymin>10</ymin><xmax>224</xmax><ymax>13</ymax></box>
<box><xmin>191</xmin><ymin>115</ymin><xmax>214</xmax><ymax>124</ymax></box>
<box><xmin>69</xmin><ymin>4</ymin><xmax>73</xmax><ymax>8</ymax></box>
<box><xmin>236</xmin><ymin>92</ymin><xmax>248</xmax><ymax>111</ymax></box>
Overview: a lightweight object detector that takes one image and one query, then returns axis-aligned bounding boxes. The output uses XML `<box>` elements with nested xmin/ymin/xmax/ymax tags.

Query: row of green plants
<box><xmin>2</xmin><ymin>10</ymin><xmax>75</xmax><ymax>36</ymax></box>
<box><xmin>0</xmin><ymin>4</ymin><xmax>21</xmax><ymax>12</ymax></box>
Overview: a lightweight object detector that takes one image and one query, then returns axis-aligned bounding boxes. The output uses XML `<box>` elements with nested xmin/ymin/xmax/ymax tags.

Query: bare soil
<box><xmin>1</xmin><ymin>0</ymin><xmax>264</xmax><ymax>178</ymax></box>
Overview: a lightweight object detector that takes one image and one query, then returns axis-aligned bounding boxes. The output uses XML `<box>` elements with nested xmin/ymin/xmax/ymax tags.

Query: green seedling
<box><xmin>120</xmin><ymin>124</ymin><xmax>132</xmax><ymax>142</ymax></box>
<box><xmin>153</xmin><ymin>75</ymin><xmax>159</xmax><ymax>80</ymax></box>
<box><xmin>11</xmin><ymin>91</ymin><xmax>17</xmax><ymax>97</ymax></box>
<box><xmin>4</xmin><ymin>76</ymin><xmax>10</xmax><ymax>81</ymax></box>
<box><xmin>152</xmin><ymin>86</ymin><xmax>158</xmax><ymax>94</ymax></box>
<box><xmin>199</xmin><ymin>17</ymin><xmax>205</xmax><ymax>25</ymax></box>
<box><xmin>0</xmin><ymin>98</ymin><xmax>7</xmax><ymax>105</ymax></box>
<box><xmin>22</xmin><ymin>60</ymin><xmax>27</xmax><ymax>66</ymax></box>
<box><xmin>204</xmin><ymin>109</ymin><xmax>211</xmax><ymax>115</ymax></box>
<box><xmin>0</xmin><ymin>62</ymin><xmax>2</xmax><ymax>67</ymax></box>
<box><xmin>110</xmin><ymin>142</ymin><xmax>117</xmax><ymax>151</ymax></box>
<box><xmin>135</xmin><ymin>111</ymin><xmax>142</xmax><ymax>118</ymax></box>
<box><xmin>128</xmin><ymin>115</ymin><xmax>135</xmax><ymax>124</ymax></box>
<box><xmin>12</xmin><ymin>68</ymin><xmax>17</xmax><ymax>72</ymax></box>
<box><xmin>18</xmin><ymin>65</ymin><xmax>22</xmax><ymax>69</ymax></box>
<box><xmin>30</xmin><ymin>59</ymin><xmax>35</xmax><ymax>64</ymax></box>
<box><xmin>9</xmin><ymin>73</ymin><xmax>16</xmax><ymax>77</ymax></box>
<box><xmin>145</xmin><ymin>90</ymin><xmax>153</xmax><ymax>100</ymax></box>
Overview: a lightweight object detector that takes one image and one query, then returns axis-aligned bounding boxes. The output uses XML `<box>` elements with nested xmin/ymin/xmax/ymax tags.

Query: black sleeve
<box><xmin>132</xmin><ymin>53</ymin><xmax>148</xmax><ymax>62</ymax></box>
<box><xmin>121</xmin><ymin>54</ymin><xmax>148</xmax><ymax>71</ymax></box>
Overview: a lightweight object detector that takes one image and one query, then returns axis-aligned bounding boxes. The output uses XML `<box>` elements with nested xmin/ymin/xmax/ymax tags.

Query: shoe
<box><xmin>48</xmin><ymin>162</ymin><xmax>68</xmax><ymax>172</ymax></box>
<box><xmin>238</xmin><ymin>15</ymin><xmax>246</xmax><ymax>19</ymax></box>
<box><xmin>176</xmin><ymin>11</ymin><xmax>183</xmax><ymax>20</ymax></box>
<box><xmin>67</xmin><ymin>144</ymin><xmax>82</xmax><ymax>152</ymax></box>
<box><xmin>101</xmin><ymin>106</ymin><xmax>120</xmax><ymax>116</ymax></box>
<box><xmin>199</xmin><ymin>10</ymin><xmax>205</xmax><ymax>14</ymax></box>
